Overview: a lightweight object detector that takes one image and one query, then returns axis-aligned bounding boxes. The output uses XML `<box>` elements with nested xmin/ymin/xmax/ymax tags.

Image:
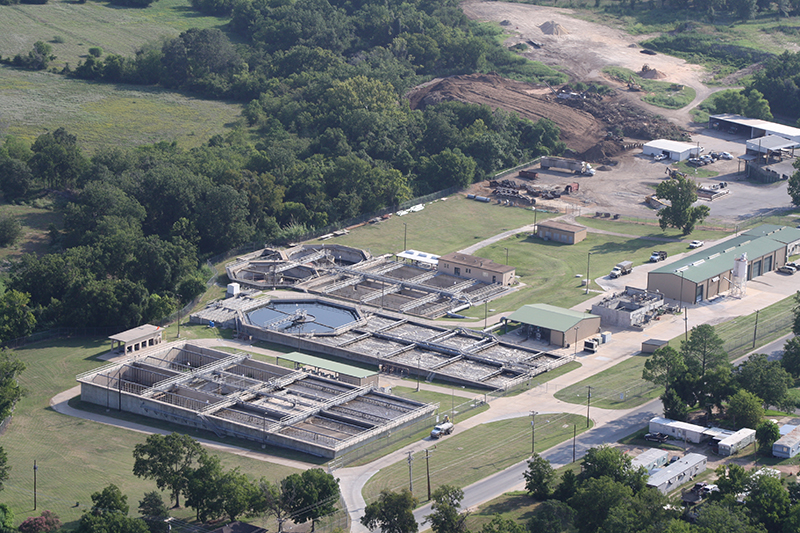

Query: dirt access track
<box><xmin>406</xmin><ymin>2</ymin><xmax>718</xmax><ymax>153</ymax></box>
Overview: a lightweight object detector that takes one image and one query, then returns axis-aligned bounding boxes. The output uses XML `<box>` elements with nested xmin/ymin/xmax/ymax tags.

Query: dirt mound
<box><xmin>406</xmin><ymin>74</ymin><xmax>605</xmax><ymax>152</ymax></box>
<box><xmin>539</xmin><ymin>20</ymin><xmax>568</xmax><ymax>35</ymax></box>
<box><xmin>639</xmin><ymin>65</ymin><xmax>667</xmax><ymax>79</ymax></box>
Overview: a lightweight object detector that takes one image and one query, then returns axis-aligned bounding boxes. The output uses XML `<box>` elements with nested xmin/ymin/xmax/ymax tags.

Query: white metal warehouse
<box><xmin>709</xmin><ymin>113</ymin><xmax>800</xmax><ymax>142</ymax></box>
<box><xmin>642</xmin><ymin>139</ymin><xmax>697</xmax><ymax>161</ymax></box>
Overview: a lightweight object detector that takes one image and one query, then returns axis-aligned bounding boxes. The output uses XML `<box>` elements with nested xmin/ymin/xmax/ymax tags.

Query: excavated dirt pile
<box><xmin>539</xmin><ymin>20</ymin><xmax>569</xmax><ymax>35</ymax></box>
<box><xmin>405</xmin><ymin>74</ymin><xmax>689</xmax><ymax>158</ymax></box>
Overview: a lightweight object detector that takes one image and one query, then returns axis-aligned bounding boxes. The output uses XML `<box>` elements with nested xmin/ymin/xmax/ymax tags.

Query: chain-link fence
<box><xmin>719</xmin><ymin>307</ymin><xmax>794</xmax><ymax>359</ymax></box>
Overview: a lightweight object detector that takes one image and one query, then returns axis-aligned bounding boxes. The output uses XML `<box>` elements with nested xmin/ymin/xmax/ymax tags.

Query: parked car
<box><xmin>779</xmin><ymin>265</ymin><xmax>797</xmax><ymax>275</ymax></box>
<box><xmin>701</xmin><ymin>484</ymin><xmax>719</xmax><ymax>495</ymax></box>
<box><xmin>689</xmin><ymin>240</ymin><xmax>704</xmax><ymax>249</ymax></box>
<box><xmin>644</xmin><ymin>432</ymin><xmax>669</xmax><ymax>443</ymax></box>
<box><xmin>720</xmin><ymin>152</ymin><xmax>734</xmax><ymax>160</ymax></box>
<box><xmin>691</xmin><ymin>482</ymin><xmax>707</xmax><ymax>493</ymax></box>
<box><xmin>787</xmin><ymin>261</ymin><xmax>800</xmax><ymax>269</ymax></box>
<box><xmin>654</xmin><ymin>153</ymin><xmax>668</xmax><ymax>161</ymax></box>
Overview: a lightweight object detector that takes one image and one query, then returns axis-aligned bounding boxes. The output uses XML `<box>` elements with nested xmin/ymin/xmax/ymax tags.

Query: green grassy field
<box><xmin>362</xmin><ymin>413</ymin><xmax>592</xmax><ymax>506</ymax></box>
<box><xmin>0</xmin><ymin>201</ymin><xmax>62</xmax><ymax>262</ymax></box>
<box><xmin>318</xmin><ymin>196</ymin><xmax>554</xmax><ymax>257</ymax></box>
<box><xmin>0</xmin><ymin>0</ymin><xmax>228</xmax><ymax>69</ymax></box>
<box><xmin>457</xmin><ymin>229</ymin><xmax>726</xmax><ymax>318</ymax></box>
<box><xmin>603</xmin><ymin>66</ymin><xmax>696</xmax><ymax>109</ymax></box>
<box><xmin>553</xmin><ymin>355</ymin><xmax>663</xmax><ymax>410</ymax></box>
<box><xmin>0</xmin><ymin>67</ymin><xmax>243</xmax><ymax>153</ymax></box>
<box><xmin>1</xmin><ymin>338</ymin><xmax>302</xmax><ymax>528</ymax></box>
<box><xmin>575</xmin><ymin>216</ymin><xmax>730</xmax><ymax>242</ymax></box>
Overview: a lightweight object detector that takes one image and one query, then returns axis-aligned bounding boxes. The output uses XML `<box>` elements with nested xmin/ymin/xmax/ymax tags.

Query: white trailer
<box><xmin>540</xmin><ymin>156</ymin><xmax>595</xmax><ymax>176</ymax></box>
<box><xmin>718</xmin><ymin>428</ymin><xmax>755</xmax><ymax>456</ymax></box>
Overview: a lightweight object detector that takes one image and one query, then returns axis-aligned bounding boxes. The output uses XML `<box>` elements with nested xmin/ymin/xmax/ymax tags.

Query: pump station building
<box><xmin>503</xmin><ymin>304</ymin><xmax>601</xmax><ymax>347</ymax></box>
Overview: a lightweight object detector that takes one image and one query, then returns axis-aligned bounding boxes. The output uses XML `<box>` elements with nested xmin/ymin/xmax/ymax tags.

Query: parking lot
<box><xmin>526</xmin><ymin>129</ymin><xmax>794</xmax><ymax>224</ymax></box>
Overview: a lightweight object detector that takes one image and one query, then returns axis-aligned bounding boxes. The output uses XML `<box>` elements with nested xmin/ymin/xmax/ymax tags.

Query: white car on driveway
<box><xmin>689</xmin><ymin>240</ymin><xmax>704</xmax><ymax>249</ymax></box>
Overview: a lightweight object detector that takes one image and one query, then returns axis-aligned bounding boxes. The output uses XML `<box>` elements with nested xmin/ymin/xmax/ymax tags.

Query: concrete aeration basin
<box><xmin>77</xmin><ymin>342</ymin><xmax>435</xmax><ymax>458</ymax></box>
<box><xmin>194</xmin><ymin>296</ymin><xmax>572</xmax><ymax>390</ymax></box>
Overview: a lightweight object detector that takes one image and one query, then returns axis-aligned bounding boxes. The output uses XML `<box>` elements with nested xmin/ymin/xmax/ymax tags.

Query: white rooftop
<box><xmin>651</xmin><ymin>416</ymin><xmax>706</xmax><ymax>433</ymax></box>
<box><xmin>711</xmin><ymin>114</ymin><xmax>800</xmax><ymax>139</ymax></box>
<box><xmin>396</xmin><ymin>249</ymin><xmax>440</xmax><ymax>265</ymax></box>
<box><xmin>719</xmin><ymin>428</ymin><xmax>755</xmax><ymax>446</ymax></box>
<box><xmin>646</xmin><ymin>453</ymin><xmax>707</xmax><ymax>487</ymax></box>
<box><xmin>644</xmin><ymin>139</ymin><xmax>697</xmax><ymax>152</ymax></box>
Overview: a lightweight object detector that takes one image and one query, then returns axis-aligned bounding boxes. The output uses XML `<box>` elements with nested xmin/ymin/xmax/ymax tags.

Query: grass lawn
<box><xmin>344</xmin><ymin>402</ymin><xmax>491</xmax><ymax>469</ymax></box>
<box><xmin>0</xmin><ymin>0</ymin><xmax>229</xmax><ymax>70</ymax></box>
<box><xmin>603</xmin><ymin>66</ymin><xmax>696</xmax><ymax>109</ymax></box>
<box><xmin>1</xmin><ymin>338</ymin><xmax>302</xmax><ymax>528</ymax></box>
<box><xmin>0</xmin><ymin>67</ymin><xmax>243</xmax><ymax>154</ymax></box>
<box><xmin>0</xmin><ymin>201</ymin><xmax>62</xmax><ymax>262</ymax></box>
<box><xmin>362</xmin><ymin>413</ymin><xmax>592</xmax><ymax>505</ymax></box>
<box><xmin>575</xmin><ymin>216</ymin><xmax>730</xmax><ymax>242</ymax></box>
<box><xmin>457</xmin><ymin>231</ymin><xmax>721</xmax><ymax>319</ymax></box>
<box><xmin>664</xmin><ymin>295</ymin><xmax>795</xmax><ymax>359</ymax></box>
<box><xmin>553</xmin><ymin>355</ymin><xmax>663</xmax><ymax>409</ymax></box>
<box><xmin>318</xmin><ymin>195</ymin><xmax>554</xmax><ymax>257</ymax></box>
<box><xmin>461</xmin><ymin>491</ymin><xmax>540</xmax><ymax>532</ymax></box>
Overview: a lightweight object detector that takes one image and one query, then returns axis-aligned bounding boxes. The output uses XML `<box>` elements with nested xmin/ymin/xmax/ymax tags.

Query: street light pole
<box><xmin>574</xmin><ymin>326</ymin><xmax>579</xmax><ymax>356</ymax></box>
<box><xmin>33</xmin><ymin>460</ymin><xmax>37</xmax><ymax>510</ymax></box>
<box><xmin>585</xmin><ymin>252</ymin><xmax>593</xmax><ymax>295</ymax></box>
<box><xmin>403</xmin><ymin>223</ymin><xmax>407</xmax><ymax>252</ymax></box>
<box><xmin>532</xmin><ymin>207</ymin><xmax>537</xmax><ymax>234</ymax></box>
<box><xmin>530</xmin><ymin>411</ymin><xmax>538</xmax><ymax>455</ymax></box>
<box><xmin>484</xmin><ymin>301</ymin><xmax>488</xmax><ymax>330</ymax></box>
<box><xmin>504</xmin><ymin>247</ymin><xmax>509</xmax><ymax>265</ymax></box>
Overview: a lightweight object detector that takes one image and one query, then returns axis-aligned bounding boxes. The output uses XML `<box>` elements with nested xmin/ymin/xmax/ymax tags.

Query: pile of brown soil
<box><xmin>639</xmin><ymin>65</ymin><xmax>667</xmax><ymax>79</ymax></box>
<box><xmin>539</xmin><ymin>20</ymin><xmax>568</xmax><ymax>35</ymax></box>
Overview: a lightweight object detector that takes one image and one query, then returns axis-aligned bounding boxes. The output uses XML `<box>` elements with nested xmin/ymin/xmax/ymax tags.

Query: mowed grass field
<box><xmin>0</xmin><ymin>0</ymin><xmax>228</xmax><ymax>69</ymax></box>
<box><xmin>362</xmin><ymin>413</ymin><xmax>591</xmax><ymax>506</ymax></box>
<box><xmin>0</xmin><ymin>67</ymin><xmax>243</xmax><ymax>152</ymax></box>
<box><xmin>1</xmin><ymin>338</ymin><xmax>301</xmax><ymax>528</ymax></box>
<box><xmin>325</xmin><ymin>195</ymin><xmax>733</xmax><ymax>317</ymax></box>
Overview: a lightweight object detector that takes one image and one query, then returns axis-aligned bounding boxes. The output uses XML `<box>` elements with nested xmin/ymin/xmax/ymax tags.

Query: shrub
<box><xmin>0</xmin><ymin>215</ymin><xmax>23</xmax><ymax>247</ymax></box>
<box><xmin>88</xmin><ymin>47</ymin><xmax>103</xmax><ymax>57</ymax></box>
<box><xmin>52</xmin><ymin>36</ymin><xmax>65</xmax><ymax>44</ymax></box>
<box><xmin>18</xmin><ymin>510</ymin><xmax>61</xmax><ymax>533</ymax></box>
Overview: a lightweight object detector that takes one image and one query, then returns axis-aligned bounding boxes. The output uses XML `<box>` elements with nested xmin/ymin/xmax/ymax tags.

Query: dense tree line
<box><xmin>642</xmin><ymin>323</ymin><xmax>798</xmax><ymax>429</ymax></box>
<box><xmin>132</xmin><ymin>433</ymin><xmax>339</xmax><ymax>528</ymax></box>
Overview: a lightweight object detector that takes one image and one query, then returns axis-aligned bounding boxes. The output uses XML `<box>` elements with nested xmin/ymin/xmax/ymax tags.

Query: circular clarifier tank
<box><xmin>246</xmin><ymin>300</ymin><xmax>359</xmax><ymax>334</ymax></box>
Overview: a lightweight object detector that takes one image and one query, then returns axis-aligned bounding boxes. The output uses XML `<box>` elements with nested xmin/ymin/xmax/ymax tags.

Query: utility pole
<box><xmin>585</xmin><ymin>251</ymin><xmax>592</xmax><ymax>295</ymax></box>
<box><xmin>530</xmin><ymin>411</ymin><xmax>538</xmax><ymax>455</ymax></box>
<box><xmin>416</xmin><ymin>354</ymin><xmax>421</xmax><ymax>392</ymax></box>
<box><xmin>484</xmin><ymin>301</ymin><xmax>488</xmax><ymax>330</ymax></box>
<box><xmin>425</xmin><ymin>448</ymin><xmax>434</xmax><ymax>501</ymax></box>
<box><xmin>407</xmin><ymin>451</ymin><xmax>414</xmax><ymax>494</ymax></box>
<box><xmin>504</xmin><ymin>247</ymin><xmax>509</xmax><ymax>265</ymax></box>
<box><xmin>684</xmin><ymin>306</ymin><xmax>689</xmax><ymax>342</ymax></box>
<box><xmin>573</xmin><ymin>425</ymin><xmax>577</xmax><ymax>462</ymax></box>
<box><xmin>33</xmin><ymin>460</ymin><xmax>37</xmax><ymax>510</ymax></box>
<box><xmin>403</xmin><ymin>223</ymin><xmax>407</xmax><ymax>252</ymax></box>
<box><xmin>586</xmin><ymin>386</ymin><xmax>591</xmax><ymax>428</ymax></box>
<box><xmin>752</xmin><ymin>308</ymin><xmax>760</xmax><ymax>348</ymax></box>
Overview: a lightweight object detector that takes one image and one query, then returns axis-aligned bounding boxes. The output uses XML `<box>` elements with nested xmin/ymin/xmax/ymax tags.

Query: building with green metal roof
<box><xmin>504</xmin><ymin>303</ymin><xmax>601</xmax><ymax>347</ymax></box>
<box><xmin>276</xmin><ymin>351</ymin><xmax>378</xmax><ymax>386</ymax></box>
<box><xmin>647</xmin><ymin>225</ymin><xmax>800</xmax><ymax>303</ymax></box>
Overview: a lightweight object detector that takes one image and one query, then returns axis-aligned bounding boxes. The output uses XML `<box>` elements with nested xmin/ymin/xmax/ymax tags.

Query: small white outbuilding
<box><xmin>642</xmin><ymin>140</ymin><xmax>698</xmax><ymax>161</ymax></box>
<box><xmin>717</xmin><ymin>428</ymin><xmax>756</xmax><ymax>457</ymax></box>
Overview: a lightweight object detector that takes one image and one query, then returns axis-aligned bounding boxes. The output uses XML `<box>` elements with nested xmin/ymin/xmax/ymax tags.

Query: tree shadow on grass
<box><xmin>478</xmin><ymin>492</ymin><xmax>540</xmax><ymax>522</ymax></box>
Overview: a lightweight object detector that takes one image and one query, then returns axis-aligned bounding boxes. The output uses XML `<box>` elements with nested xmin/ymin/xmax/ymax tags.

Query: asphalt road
<box><xmin>411</xmin><ymin>398</ymin><xmax>662</xmax><ymax>526</ymax></box>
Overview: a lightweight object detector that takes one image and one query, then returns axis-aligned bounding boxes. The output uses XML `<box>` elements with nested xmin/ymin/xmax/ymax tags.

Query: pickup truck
<box><xmin>649</xmin><ymin>251</ymin><xmax>667</xmax><ymax>263</ymax></box>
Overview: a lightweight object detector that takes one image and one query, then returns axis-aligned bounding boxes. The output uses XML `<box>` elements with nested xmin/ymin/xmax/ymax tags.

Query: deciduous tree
<box><xmin>362</xmin><ymin>489</ymin><xmax>418</xmax><ymax>533</ymax></box>
<box><xmin>425</xmin><ymin>485</ymin><xmax>468</xmax><ymax>533</ymax></box>
<box><xmin>756</xmin><ymin>420</ymin><xmax>781</xmax><ymax>454</ymax></box>
<box><xmin>727</xmin><ymin>389</ymin><xmax>764</xmax><ymax>429</ymax></box>
<box><xmin>523</xmin><ymin>454</ymin><xmax>555</xmax><ymax>499</ymax></box>
<box><xmin>0</xmin><ymin>352</ymin><xmax>26</xmax><ymax>420</ymax></box>
<box><xmin>655</xmin><ymin>175</ymin><xmax>710</xmax><ymax>235</ymax></box>
<box><xmin>132</xmin><ymin>433</ymin><xmax>206</xmax><ymax>508</ymax></box>
<box><xmin>281</xmin><ymin>468</ymin><xmax>340</xmax><ymax>531</ymax></box>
